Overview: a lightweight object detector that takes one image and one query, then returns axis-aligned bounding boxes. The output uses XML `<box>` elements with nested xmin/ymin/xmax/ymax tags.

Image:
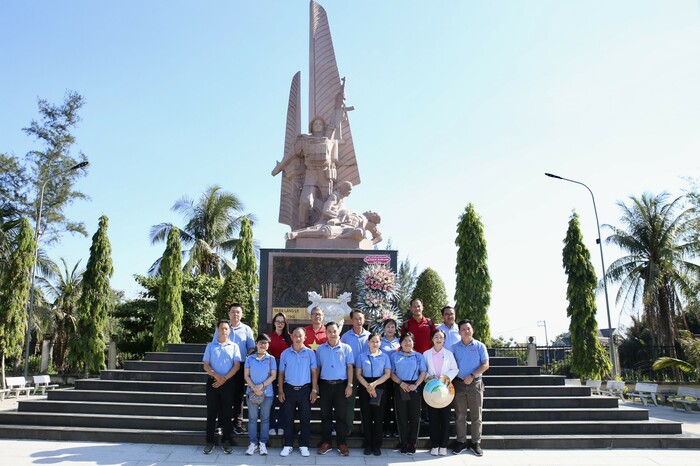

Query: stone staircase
<box><xmin>0</xmin><ymin>343</ymin><xmax>698</xmax><ymax>448</ymax></box>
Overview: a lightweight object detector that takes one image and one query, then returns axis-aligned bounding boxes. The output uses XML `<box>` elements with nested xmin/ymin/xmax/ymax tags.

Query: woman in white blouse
<box><xmin>423</xmin><ymin>328</ymin><xmax>459</xmax><ymax>456</ymax></box>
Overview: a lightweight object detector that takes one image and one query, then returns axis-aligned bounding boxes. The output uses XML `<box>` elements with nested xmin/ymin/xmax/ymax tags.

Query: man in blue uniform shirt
<box><xmin>277</xmin><ymin>327</ymin><xmax>318</xmax><ymax>457</ymax></box>
<box><xmin>314</xmin><ymin>321</ymin><xmax>354</xmax><ymax>456</ymax></box>
<box><xmin>203</xmin><ymin>320</ymin><xmax>242</xmax><ymax>454</ymax></box>
<box><xmin>451</xmin><ymin>319</ymin><xmax>489</xmax><ymax>457</ymax></box>
<box><xmin>212</xmin><ymin>303</ymin><xmax>255</xmax><ymax>434</ymax></box>
<box><xmin>340</xmin><ymin>309</ymin><xmax>370</xmax><ymax>435</ymax></box>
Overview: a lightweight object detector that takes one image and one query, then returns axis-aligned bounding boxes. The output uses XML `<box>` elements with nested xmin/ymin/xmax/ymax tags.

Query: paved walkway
<box><xmin>1</xmin><ymin>395</ymin><xmax>699</xmax><ymax>465</ymax></box>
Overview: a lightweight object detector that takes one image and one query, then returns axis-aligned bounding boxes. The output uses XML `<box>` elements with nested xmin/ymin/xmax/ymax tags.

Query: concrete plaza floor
<box><xmin>1</xmin><ymin>395</ymin><xmax>699</xmax><ymax>465</ymax></box>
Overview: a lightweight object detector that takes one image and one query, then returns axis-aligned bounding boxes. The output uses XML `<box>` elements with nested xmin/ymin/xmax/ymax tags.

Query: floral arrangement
<box><xmin>356</xmin><ymin>264</ymin><xmax>401</xmax><ymax>332</ymax></box>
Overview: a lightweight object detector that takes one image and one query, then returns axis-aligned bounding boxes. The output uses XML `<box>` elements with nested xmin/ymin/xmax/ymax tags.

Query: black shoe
<box><xmin>203</xmin><ymin>443</ymin><xmax>214</xmax><ymax>454</ymax></box>
<box><xmin>373</xmin><ymin>448</ymin><xmax>382</xmax><ymax>456</ymax></box>
<box><xmin>399</xmin><ymin>444</ymin><xmax>408</xmax><ymax>455</ymax></box>
<box><xmin>364</xmin><ymin>447</ymin><xmax>372</xmax><ymax>455</ymax></box>
<box><xmin>452</xmin><ymin>442</ymin><xmax>468</xmax><ymax>455</ymax></box>
<box><xmin>407</xmin><ymin>444</ymin><xmax>416</xmax><ymax>455</ymax></box>
<box><xmin>233</xmin><ymin>425</ymin><xmax>245</xmax><ymax>435</ymax></box>
<box><xmin>471</xmin><ymin>443</ymin><xmax>483</xmax><ymax>456</ymax></box>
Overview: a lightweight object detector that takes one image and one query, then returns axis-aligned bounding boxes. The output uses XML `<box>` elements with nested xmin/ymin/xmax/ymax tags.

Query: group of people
<box><xmin>202</xmin><ymin>299</ymin><xmax>489</xmax><ymax>458</ymax></box>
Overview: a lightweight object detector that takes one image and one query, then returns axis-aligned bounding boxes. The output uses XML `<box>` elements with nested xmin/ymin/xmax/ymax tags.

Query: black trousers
<box><xmin>382</xmin><ymin>379</ymin><xmax>397</xmax><ymax>434</ymax></box>
<box><xmin>428</xmin><ymin>405</ymin><xmax>451</xmax><ymax>448</ymax></box>
<box><xmin>393</xmin><ymin>382</ymin><xmax>421</xmax><ymax>446</ymax></box>
<box><xmin>358</xmin><ymin>381</ymin><xmax>386</xmax><ymax>450</ymax></box>
<box><xmin>231</xmin><ymin>369</ymin><xmax>245</xmax><ymax>427</ymax></box>
<box><xmin>206</xmin><ymin>377</ymin><xmax>234</xmax><ymax>444</ymax></box>
<box><xmin>282</xmin><ymin>383</ymin><xmax>311</xmax><ymax>447</ymax></box>
<box><xmin>319</xmin><ymin>380</ymin><xmax>348</xmax><ymax>445</ymax></box>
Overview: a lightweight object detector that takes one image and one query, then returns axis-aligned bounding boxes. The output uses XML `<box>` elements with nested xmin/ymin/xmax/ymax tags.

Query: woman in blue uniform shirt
<box><xmin>356</xmin><ymin>332</ymin><xmax>392</xmax><ymax>456</ymax></box>
<box><xmin>390</xmin><ymin>332</ymin><xmax>427</xmax><ymax>456</ymax></box>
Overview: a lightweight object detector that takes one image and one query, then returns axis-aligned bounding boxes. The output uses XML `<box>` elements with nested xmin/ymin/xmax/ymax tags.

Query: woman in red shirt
<box><xmin>268</xmin><ymin>312</ymin><xmax>291</xmax><ymax>435</ymax></box>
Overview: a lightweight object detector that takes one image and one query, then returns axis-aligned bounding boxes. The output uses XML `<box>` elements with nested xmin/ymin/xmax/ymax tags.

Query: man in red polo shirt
<box><xmin>400</xmin><ymin>298</ymin><xmax>435</xmax><ymax>354</ymax></box>
<box><xmin>304</xmin><ymin>306</ymin><xmax>327</xmax><ymax>350</ymax></box>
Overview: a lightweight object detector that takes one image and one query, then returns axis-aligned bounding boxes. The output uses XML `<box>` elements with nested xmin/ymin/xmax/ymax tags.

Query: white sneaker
<box><xmin>280</xmin><ymin>446</ymin><xmax>293</xmax><ymax>457</ymax></box>
<box><xmin>439</xmin><ymin>447</ymin><xmax>448</xmax><ymax>456</ymax></box>
<box><xmin>300</xmin><ymin>446</ymin><xmax>310</xmax><ymax>457</ymax></box>
<box><xmin>259</xmin><ymin>443</ymin><xmax>268</xmax><ymax>455</ymax></box>
<box><xmin>278</xmin><ymin>428</ymin><xmax>284</xmax><ymax>436</ymax></box>
<box><xmin>246</xmin><ymin>443</ymin><xmax>257</xmax><ymax>456</ymax></box>
<box><xmin>430</xmin><ymin>447</ymin><xmax>439</xmax><ymax>456</ymax></box>
<box><xmin>269</xmin><ymin>428</ymin><xmax>277</xmax><ymax>436</ymax></box>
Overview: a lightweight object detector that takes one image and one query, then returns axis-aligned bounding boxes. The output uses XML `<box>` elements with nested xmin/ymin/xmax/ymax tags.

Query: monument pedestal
<box><xmin>259</xmin><ymin>248</ymin><xmax>397</xmax><ymax>332</ymax></box>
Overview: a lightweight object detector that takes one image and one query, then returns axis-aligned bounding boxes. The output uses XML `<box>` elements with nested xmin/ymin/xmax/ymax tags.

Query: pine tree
<box><xmin>0</xmin><ymin>219</ymin><xmax>36</xmax><ymax>378</ymax></box>
<box><xmin>411</xmin><ymin>268</ymin><xmax>448</xmax><ymax>323</ymax></box>
<box><xmin>67</xmin><ymin>215</ymin><xmax>113</xmax><ymax>377</ymax></box>
<box><xmin>562</xmin><ymin>212</ymin><xmax>611</xmax><ymax>379</ymax></box>
<box><xmin>152</xmin><ymin>227</ymin><xmax>184</xmax><ymax>351</ymax></box>
<box><xmin>454</xmin><ymin>203</ymin><xmax>492</xmax><ymax>343</ymax></box>
<box><xmin>216</xmin><ymin>270</ymin><xmax>248</xmax><ymax>318</ymax></box>
<box><xmin>234</xmin><ymin>217</ymin><xmax>258</xmax><ymax>332</ymax></box>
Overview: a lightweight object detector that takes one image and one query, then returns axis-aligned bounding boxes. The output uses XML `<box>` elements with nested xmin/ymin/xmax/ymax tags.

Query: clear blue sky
<box><xmin>2</xmin><ymin>1</ymin><xmax>699</xmax><ymax>344</ymax></box>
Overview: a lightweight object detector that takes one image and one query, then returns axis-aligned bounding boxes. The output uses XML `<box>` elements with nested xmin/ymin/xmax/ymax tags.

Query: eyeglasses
<box><xmin>274</xmin><ymin>320</ymin><xmax>285</xmax><ymax>325</ymax></box>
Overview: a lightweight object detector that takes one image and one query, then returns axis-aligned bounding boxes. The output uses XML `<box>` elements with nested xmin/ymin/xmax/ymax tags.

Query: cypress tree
<box><xmin>0</xmin><ymin>219</ymin><xmax>36</xmax><ymax>376</ymax></box>
<box><xmin>152</xmin><ymin>227</ymin><xmax>184</xmax><ymax>351</ymax></box>
<box><xmin>454</xmin><ymin>203</ymin><xmax>492</xmax><ymax>343</ymax></box>
<box><xmin>411</xmin><ymin>268</ymin><xmax>448</xmax><ymax>323</ymax></box>
<box><xmin>234</xmin><ymin>217</ymin><xmax>258</xmax><ymax>332</ymax></box>
<box><xmin>68</xmin><ymin>215</ymin><xmax>113</xmax><ymax>377</ymax></box>
<box><xmin>562</xmin><ymin>212</ymin><xmax>611</xmax><ymax>379</ymax></box>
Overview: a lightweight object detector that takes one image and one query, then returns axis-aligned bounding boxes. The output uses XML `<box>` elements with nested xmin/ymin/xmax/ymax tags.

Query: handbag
<box><xmin>247</xmin><ymin>391</ymin><xmax>265</xmax><ymax>406</ymax></box>
<box><xmin>369</xmin><ymin>387</ymin><xmax>384</xmax><ymax>406</ymax></box>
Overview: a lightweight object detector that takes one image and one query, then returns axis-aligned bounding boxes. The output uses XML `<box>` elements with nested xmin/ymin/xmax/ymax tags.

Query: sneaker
<box><xmin>471</xmin><ymin>443</ymin><xmax>483</xmax><ymax>457</ymax></box>
<box><xmin>430</xmin><ymin>447</ymin><xmax>439</xmax><ymax>456</ymax></box>
<box><xmin>259</xmin><ymin>442</ymin><xmax>268</xmax><ymax>456</ymax></box>
<box><xmin>364</xmin><ymin>447</ymin><xmax>372</xmax><ymax>455</ymax></box>
<box><xmin>221</xmin><ymin>441</ymin><xmax>233</xmax><ymax>455</ymax></box>
<box><xmin>383</xmin><ymin>432</ymin><xmax>390</xmax><ymax>438</ymax></box>
<box><xmin>203</xmin><ymin>443</ymin><xmax>214</xmax><ymax>455</ymax></box>
<box><xmin>300</xmin><ymin>446</ymin><xmax>310</xmax><ymax>457</ymax></box>
<box><xmin>278</xmin><ymin>428</ymin><xmax>284</xmax><ymax>436</ymax></box>
<box><xmin>339</xmin><ymin>444</ymin><xmax>349</xmax><ymax>456</ymax></box>
<box><xmin>399</xmin><ymin>444</ymin><xmax>408</xmax><ymax>455</ymax></box>
<box><xmin>452</xmin><ymin>442</ymin><xmax>468</xmax><ymax>455</ymax></box>
<box><xmin>269</xmin><ymin>428</ymin><xmax>277</xmax><ymax>437</ymax></box>
<box><xmin>373</xmin><ymin>448</ymin><xmax>382</xmax><ymax>456</ymax></box>
<box><xmin>233</xmin><ymin>425</ymin><xmax>245</xmax><ymax>435</ymax></box>
<box><xmin>317</xmin><ymin>443</ymin><xmax>332</xmax><ymax>455</ymax></box>
<box><xmin>280</xmin><ymin>446</ymin><xmax>293</xmax><ymax>457</ymax></box>
<box><xmin>407</xmin><ymin>444</ymin><xmax>416</xmax><ymax>455</ymax></box>
<box><xmin>245</xmin><ymin>443</ymin><xmax>257</xmax><ymax>456</ymax></box>
<box><xmin>439</xmin><ymin>447</ymin><xmax>448</xmax><ymax>456</ymax></box>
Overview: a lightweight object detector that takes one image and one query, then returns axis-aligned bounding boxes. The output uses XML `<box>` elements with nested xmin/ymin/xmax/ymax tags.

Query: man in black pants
<box><xmin>202</xmin><ymin>320</ymin><xmax>242</xmax><ymax>454</ymax></box>
<box><xmin>314</xmin><ymin>322</ymin><xmax>354</xmax><ymax>456</ymax></box>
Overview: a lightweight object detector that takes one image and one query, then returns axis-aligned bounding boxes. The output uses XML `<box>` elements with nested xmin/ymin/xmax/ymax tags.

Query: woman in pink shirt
<box><xmin>423</xmin><ymin>329</ymin><xmax>458</xmax><ymax>456</ymax></box>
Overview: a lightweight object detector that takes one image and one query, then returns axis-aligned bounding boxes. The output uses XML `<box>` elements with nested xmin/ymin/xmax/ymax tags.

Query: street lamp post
<box><xmin>537</xmin><ymin>320</ymin><xmax>549</xmax><ymax>366</ymax></box>
<box><xmin>544</xmin><ymin>172</ymin><xmax>618</xmax><ymax>378</ymax></box>
<box><xmin>23</xmin><ymin>161</ymin><xmax>89</xmax><ymax>378</ymax></box>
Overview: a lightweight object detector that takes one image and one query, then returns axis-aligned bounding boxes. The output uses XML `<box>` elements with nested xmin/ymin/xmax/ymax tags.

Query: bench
<box><xmin>5</xmin><ymin>377</ymin><xmax>33</xmax><ymax>398</ymax></box>
<box><xmin>0</xmin><ymin>388</ymin><xmax>10</xmax><ymax>401</ymax></box>
<box><xmin>629</xmin><ymin>382</ymin><xmax>658</xmax><ymax>406</ymax></box>
<box><xmin>32</xmin><ymin>375</ymin><xmax>59</xmax><ymax>395</ymax></box>
<box><xmin>564</xmin><ymin>379</ymin><xmax>582</xmax><ymax>386</ymax></box>
<box><xmin>586</xmin><ymin>379</ymin><xmax>602</xmax><ymax>395</ymax></box>
<box><xmin>599</xmin><ymin>380</ymin><xmax>626</xmax><ymax>399</ymax></box>
<box><xmin>668</xmin><ymin>387</ymin><xmax>700</xmax><ymax>413</ymax></box>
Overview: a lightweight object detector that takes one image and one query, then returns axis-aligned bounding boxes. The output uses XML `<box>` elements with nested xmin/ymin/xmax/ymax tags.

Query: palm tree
<box><xmin>149</xmin><ymin>186</ymin><xmax>255</xmax><ymax>277</ymax></box>
<box><xmin>36</xmin><ymin>257</ymin><xmax>84</xmax><ymax>371</ymax></box>
<box><xmin>652</xmin><ymin>330</ymin><xmax>700</xmax><ymax>378</ymax></box>
<box><xmin>604</xmin><ymin>193</ymin><xmax>700</xmax><ymax>358</ymax></box>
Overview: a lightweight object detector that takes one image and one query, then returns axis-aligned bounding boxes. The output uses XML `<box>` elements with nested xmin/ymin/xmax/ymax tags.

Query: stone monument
<box><xmin>271</xmin><ymin>0</ymin><xmax>382</xmax><ymax>250</ymax></box>
<box><xmin>260</xmin><ymin>1</ymin><xmax>397</xmax><ymax>328</ymax></box>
